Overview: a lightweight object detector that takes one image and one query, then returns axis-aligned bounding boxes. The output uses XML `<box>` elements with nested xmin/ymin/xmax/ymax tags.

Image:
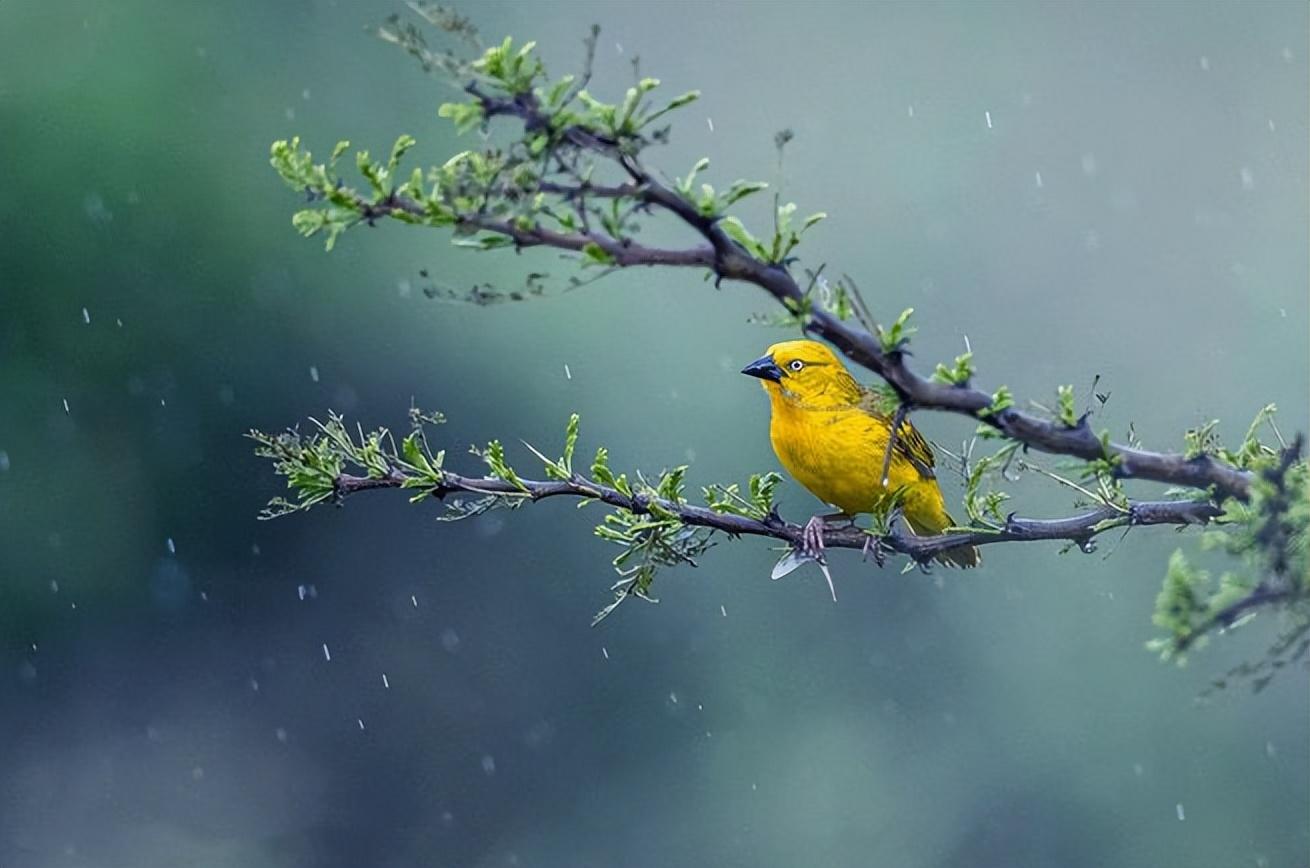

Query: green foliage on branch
<box><xmin>251</xmin><ymin>410</ymin><xmax>788</xmax><ymax>625</ymax></box>
<box><xmin>268</xmin><ymin>12</ymin><xmax>827</xmax><ymax>281</ymax></box>
<box><xmin>1150</xmin><ymin>432</ymin><xmax>1309</xmax><ymax>663</ymax></box>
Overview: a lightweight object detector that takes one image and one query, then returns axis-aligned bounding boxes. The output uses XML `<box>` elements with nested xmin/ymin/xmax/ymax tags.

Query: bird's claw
<box><xmin>862</xmin><ymin>533</ymin><xmax>886</xmax><ymax>568</ymax></box>
<box><xmin>796</xmin><ymin>514</ymin><xmax>839</xmax><ymax>602</ymax></box>
<box><xmin>801</xmin><ymin>514</ymin><xmax>828</xmax><ymax>564</ymax></box>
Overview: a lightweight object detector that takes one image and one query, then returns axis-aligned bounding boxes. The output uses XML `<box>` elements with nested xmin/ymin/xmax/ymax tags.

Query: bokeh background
<box><xmin>2</xmin><ymin>2</ymin><xmax>1307</xmax><ymax>866</ymax></box>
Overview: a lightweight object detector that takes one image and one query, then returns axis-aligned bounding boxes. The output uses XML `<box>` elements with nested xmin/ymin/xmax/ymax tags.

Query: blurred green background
<box><xmin>2</xmin><ymin>2</ymin><xmax>1306</xmax><ymax>866</ymax></box>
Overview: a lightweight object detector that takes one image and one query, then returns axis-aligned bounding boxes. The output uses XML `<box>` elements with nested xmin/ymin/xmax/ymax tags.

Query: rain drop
<box><xmin>481</xmin><ymin>754</ymin><xmax>496</xmax><ymax>775</ymax></box>
<box><xmin>1034</xmin><ymin>171</ymin><xmax>1044</xmax><ymax>188</ymax></box>
<box><xmin>1175</xmin><ymin>803</ymin><xmax>1185</xmax><ymax>821</ymax></box>
<box><xmin>82</xmin><ymin>307</ymin><xmax>90</xmax><ymax>324</ymax></box>
<box><xmin>984</xmin><ymin>110</ymin><xmax>993</xmax><ymax>129</ymax></box>
<box><xmin>564</xmin><ymin>363</ymin><xmax>572</xmax><ymax>380</ymax></box>
<box><xmin>0</xmin><ymin>451</ymin><xmax>9</xmax><ymax>472</ymax></box>
<box><xmin>382</xmin><ymin>673</ymin><xmax>390</xmax><ymax>688</ymax></box>
<box><xmin>309</xmin><ymin>365</ymin><xmax>319</xmax><ymax>383</ymax></box>
<box><xmin>322</xmin><ymin>643</ymin><xmax>332</xmax><ymax>662</ymax></box>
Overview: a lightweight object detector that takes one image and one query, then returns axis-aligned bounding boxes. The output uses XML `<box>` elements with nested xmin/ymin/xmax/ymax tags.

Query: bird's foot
<box><xmin>798</xmin><ymin>513</ymin><xmax>849</xmax><ymax>602</ymax></box>
<box><xmin>862</xmin><ymin>532</ymin><xmax>887</xmax><ymax>568</ymax></box>
<box><xmin>801</xmin><ymin>514</ymin><xmax>828</xmax><ymax>563</ymax></box>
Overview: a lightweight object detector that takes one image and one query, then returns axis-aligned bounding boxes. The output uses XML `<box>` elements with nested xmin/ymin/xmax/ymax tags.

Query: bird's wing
<box><xmin>853</xmin><ymin>382</ymin><xmax>936</xmax><ymax>480</ymax></box>
<box><xmin>893</xmin><ymin>417</ymin><xmax>937</xmax><ymax>480</ymax></box>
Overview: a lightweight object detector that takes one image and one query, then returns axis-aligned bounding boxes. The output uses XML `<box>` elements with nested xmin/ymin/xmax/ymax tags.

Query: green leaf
<box><xmin>641</xmin><ymin>89</ymin><xmax>700</xmax><ymax>126</ymax></box>
<box><xmin>981</xmin><ymin>385</ymin><xmax>1014</xmax><ymax>418</ymax></box>
<box><xmin>438</xmin><ymin>100</ymin><xmax>484</xmax><ymax>134</ymax></box>
<box><xmin>1056</xmin><ymin>384</ymin><xmax>1078</xmax><ymax>427</ymax></box>
<box><xmin>677</xmin><ymin>157</ymin><xmax>710</xmax><ymax>197</ymax></box>
<box><xmin>480</xmin><ymin>439</ymin><xmax>529</xmax><ymax>492</ymax></box>
<box><xmin>931</xmin><ymin>351</ymin><xmax>975</xmax><ymax>386</ymax></box>
<box><xmin>387</xmin><ymin>134</ymin><xmax>417</xmax><ymax>173</ymax></box>
<box><xmin>875</xmin><ymin>307</ymin><xmax>917</xmax><ymax>354</ymax></box>
<box><xmin>722</xmin><ymin>180</ymin><xmax>768</xmax><ymax>207</ymax></box>
<box><xmin>452</xmin><ymin>234</ymin><xmax>516</xmax><ymax>251</ymax></box>
<box><xmin>401</xmin><ymin>431</ymin><xmax>431</xmax><ymax>473</ymax></box>
<box><xmin>562</xmin><ymin>413</ymin><xmax>580</xmax><ymax>474</ymax></box>
<box><xmin>720</xmin><ymin>216</ymin><xmax>768</xmax><ymax>260</ymax></box>
<box><xmin>542</xmin><ymin>74</ymin><xmax>576</xmax><ymax>109</ymax></box>
<box><xmin>801</xmin><ymin>211</ymin><xmax>827</xmax><ymax>232</ymax></box>
<box><xmin>581</xmin><ymin>241</ymin><xmax>616</xmax><ymax>265</ymax></box>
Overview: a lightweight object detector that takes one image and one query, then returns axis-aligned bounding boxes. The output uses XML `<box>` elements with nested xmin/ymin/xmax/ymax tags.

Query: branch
<box><xmin>332</xmin><ymin>466</ymin><xmax>1220</xmax><ymax>563</ymax></box>
<box><xmin>347</xmin><ymin>83</ymin><xmax>1252</xmax><ymax>501</ymax></box>
<box><xmin>355</xmin><ymin>189</ymin><xmax>715</xmax><ymax>268</ymax></box>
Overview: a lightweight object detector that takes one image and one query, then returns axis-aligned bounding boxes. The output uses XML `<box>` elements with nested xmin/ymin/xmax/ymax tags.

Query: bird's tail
<box><xmin>905</xmin><ymin>508</ymin><xmax>981</xmax><ymax>569</ymax></box>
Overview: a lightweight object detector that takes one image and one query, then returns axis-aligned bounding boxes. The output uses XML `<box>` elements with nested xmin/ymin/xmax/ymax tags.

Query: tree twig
<box><xmin>333</xmin><ymin>467</ymin><xmax>1223</xmax><ymax>564</ymax></box>
<box><xmin>356</xmin><ymin>86</ymin><xmax>1253</xmax><ymax>502</ymax></box>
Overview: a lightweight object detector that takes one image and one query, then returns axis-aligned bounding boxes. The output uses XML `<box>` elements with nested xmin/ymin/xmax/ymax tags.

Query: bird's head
<box><xmin>741</xmin><ymin>339</ymin><xmax>860</xmax><ymax>407</ymax></box>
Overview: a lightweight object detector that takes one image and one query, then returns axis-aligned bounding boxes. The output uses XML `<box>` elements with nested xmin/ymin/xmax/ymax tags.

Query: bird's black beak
<box><xmin>741</xmin><ymin>355</ymin><xmax>785</xmax><ymax>382</ymax></box>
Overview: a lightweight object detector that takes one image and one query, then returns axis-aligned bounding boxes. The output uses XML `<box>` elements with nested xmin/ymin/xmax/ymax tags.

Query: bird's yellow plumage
<box><xmin>742</xmin><ymin>339</ymin><xmax>980</xmax><ymax>568</ymax></box>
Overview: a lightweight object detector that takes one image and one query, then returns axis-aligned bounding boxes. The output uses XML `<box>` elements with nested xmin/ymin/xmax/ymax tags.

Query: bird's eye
<box><xmin>788</xmin><ymin>359</ymin><xmax>805</xmax><ymax>372</ymax></box>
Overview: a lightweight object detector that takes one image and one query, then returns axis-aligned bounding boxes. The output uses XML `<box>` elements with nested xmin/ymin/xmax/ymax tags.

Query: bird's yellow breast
<box><xmin>767</xmin><ymin>396</ymin><xmax>922</xmax><ymax>516</ymax></box>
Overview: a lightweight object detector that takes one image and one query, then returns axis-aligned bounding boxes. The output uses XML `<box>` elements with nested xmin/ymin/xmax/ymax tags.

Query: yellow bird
<box><xmin>742</xmin><ymin>339</ymin><xmax>980</xmax><ymax>576</ymax></box>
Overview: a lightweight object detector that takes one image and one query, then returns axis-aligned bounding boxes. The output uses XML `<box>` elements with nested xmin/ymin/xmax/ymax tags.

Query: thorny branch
<box><xmin>331</xmin><ymin>466</ymin><xmax>1223</xmax><ymax>563</ymax></box>
<box><xmin>338</xmin><ymin>83</ymin><xmax>1252</xmax><ymax>502</ymax></box>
